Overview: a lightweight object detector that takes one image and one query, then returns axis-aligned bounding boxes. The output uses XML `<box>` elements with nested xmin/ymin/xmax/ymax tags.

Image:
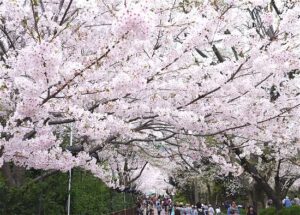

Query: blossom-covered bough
<box><xmin>0</xmin><ymin>0</ymin><xmax>299</xmax><ymax>207</ymax></box>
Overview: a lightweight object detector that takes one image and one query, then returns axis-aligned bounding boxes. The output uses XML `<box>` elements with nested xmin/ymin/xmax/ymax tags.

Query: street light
<box><xmin>67</xmin><ymin>124</ymin><xmax>73</xmax><ymax>215</ymax></box>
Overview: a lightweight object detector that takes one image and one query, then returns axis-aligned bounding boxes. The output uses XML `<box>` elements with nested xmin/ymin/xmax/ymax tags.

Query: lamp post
<box><xmin>67</xmin><ymin>124</ymin><xmax>73</xmax><ymax>215</ymax></box>
<box><xmin>124</xmin><ymin>192</ymin><xmax>126</xmax><ymax>215</ymax></box>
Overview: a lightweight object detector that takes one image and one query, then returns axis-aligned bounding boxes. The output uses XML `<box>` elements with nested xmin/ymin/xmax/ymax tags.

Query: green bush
<box><xmin>0</xmin><ymin>169</ymin><xmax>136</xmax><ymax>215</ymax></box>
<box><xmin>260</xmin><ymin>207</ymin><xmax>277</xmax><ymax>215</ymax></box>
<box><xmin>239</xmin><ymin>208</ymin><xmax>246</xmax><ymax>215</ymax></box>
<box><xmin>0</xmin><ymin>171</ymin><xmax>67</xmax><ymax>215</ymax></box>
<box><xmin>173</xmin><ymin>191</ymin><xmax>188</xmax><ymax>205</ymax></box>
<box><xmin>260</xmin><ymin>206</ymin><xmax>300</xmax><ymax>215</ymax></box>
<box><xmin>278</xmin><ymin>206</ymin><xmax>300</xmax><ymax>215</ymax></box>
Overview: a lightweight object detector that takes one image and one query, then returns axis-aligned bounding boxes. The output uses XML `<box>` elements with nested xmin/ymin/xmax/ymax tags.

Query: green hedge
<box><xmin>260</xmin><ymin>207</ymin><xmax>277</xmax><ymax>215</ymax></box>
<box><xmin>0</xmin><ymin>169</ymin><xmax>136</xmax><ymax>215</ymax></box>
<box><xmin>260</xmin><ymin>206</ymin><xmax>300</xmax><ymax>215</ymax></box>
<box><xmin>278</xmin><ymin>206</ymin><xmax>300</xmax><ymax>215</ymax></box>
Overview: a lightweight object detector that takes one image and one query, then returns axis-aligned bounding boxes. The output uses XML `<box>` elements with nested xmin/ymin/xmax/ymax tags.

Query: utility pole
<box><xmin>67</xmin><ymin>124</ymin><xmax>73</xmax><ymax>215</ymax></box>
<box><xmin>124</xmin><ymin>192</ymin><xmax>126</xmax><ymax>215</ymax></box>
<box><xmin>194</xmin><ymin>178</ymin><xmax>199</xmax><ymax>205</ymax></box>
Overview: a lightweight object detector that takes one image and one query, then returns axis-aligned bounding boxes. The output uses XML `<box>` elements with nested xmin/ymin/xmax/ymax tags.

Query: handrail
<box><xmin>110</xmin><ymin>207</ymin><xmax>137</xmax><ymax>215</ymax></box>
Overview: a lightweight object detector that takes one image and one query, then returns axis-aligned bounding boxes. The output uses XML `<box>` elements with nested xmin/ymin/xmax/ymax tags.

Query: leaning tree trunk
<box><xmin>242</xmin><ymin>161</ymin><xmax>282</xmax><ymax>209</ymax></box>
<box><xmin>232</xmin><ymin>147</ymin><xmax>283</xmax><ymax>210</ymax></box>
<box><xmin>1</xmin><ymin>162</ymin><xmax>26</xmax><ymax>187</ymax></box>
<box><xmin>273</xmin><ymin>159</ymin><xmax>299</xmax><ymax>205</ymax></box>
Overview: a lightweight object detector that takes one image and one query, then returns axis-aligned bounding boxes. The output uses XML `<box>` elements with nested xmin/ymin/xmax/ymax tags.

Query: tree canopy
<box><xmin>0</xmin><ymin>0</ymin><xmax>299</xmax><ymax>206</ymax></box>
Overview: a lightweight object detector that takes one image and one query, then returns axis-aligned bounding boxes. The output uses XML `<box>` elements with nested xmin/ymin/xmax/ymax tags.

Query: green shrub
<box><xmin>278</xmin><ymin>206</ymin><xmax>300</xmax><ymax>215</ymax></box>
<box><xmin>239</xmin><ymin>208</ymin><xmax>246</xmax><ymax>215</ymax></box>
<box><xmin>260</xmin><ymin>206</ymin><xmax>300</xmax><ymax>215</ymax></box>
<box><xmin>0</xmin><ymin>169</ymin><xmax>136</xmax><ymax>215</ymax></box>
<box><xmin>260</xmin><ymin>207</ymin><xmax>277</xmax><ymax>215</ymax></box>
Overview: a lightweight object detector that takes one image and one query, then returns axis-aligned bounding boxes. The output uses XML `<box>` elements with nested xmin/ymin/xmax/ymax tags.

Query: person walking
<box><xmin>227</xmin><ymin>201</ymin><xmax>240</xmax><ymax>215</ymax></box>
<box><xmin>246</xmin><ymin>206</ymin><xmax>257</xmax><ymax>215</ymax></box>
<box><xmin>208</xmin><ymin>204</ymin><xmax>215</xmax><ymax>215</ymax></box>
<box><xmin>135</xmin><ymin>201</ymin><xmax>143</xmax><ymax>215</ymax></box>
<box><xmin>282</xmin><ymin>196</ymin><xmax>292</xmax><ymax>208</ymax></box>
<box><xmin>175</xmin><ymin>204</ymin><xmax>181</xmax><ymax>215</ymax></box>
<box><xmin>157</xmin><ymin>202</ymin><xmax>162</xmax><ymax>215</ymax></box>
<box><xmin>192</xmin><ymin>206</ymin><xmax>199</xmax><ymax>215</ymax></box>
<box><xmin>168</xmin><ymin>202</ymin><xmax>173</xmax><ymax>215</ymax></box>
<box><xmin>294</xmin><ymin>195</ymin><xmax>300</xmax><ymax>205</ymax></box>
<box><xmin>170</xmin><ymin>205</ymin><xmax>175</xmax><ymax>215</ymax></box>
<box><xmin>266</xmin><ymin>199</ymin><xmax>273</xmax><ymax>208</ymax></box>
<box><xmin>185</xmin><ymin>204</ymin><xmax>192</xmax><ymax>215</ymax></box>
<box><xmin>147</xmin><ymin>202</ymin><xmax>154</xmax><ymax>215</ymax></box>
<box><xmin>202</xmin><ymin>203</ymin><xmax>208</xmax><ymax>215</ymax></box>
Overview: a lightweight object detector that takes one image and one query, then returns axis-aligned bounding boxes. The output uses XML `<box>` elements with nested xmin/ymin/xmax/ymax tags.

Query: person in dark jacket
<box><xmin>136</xmin><ymin>201</ymin><xmax>143</xmax><ymax>215</ymax></box>
<box><xmin>246</xmin><ymin>206</ymin><xmax>257</xmax><ymax>215</ymax></box>
<box><xmin>175</xmin><ymin>204</ymin><xmax>181</xmax><ymax>215</ymax></box>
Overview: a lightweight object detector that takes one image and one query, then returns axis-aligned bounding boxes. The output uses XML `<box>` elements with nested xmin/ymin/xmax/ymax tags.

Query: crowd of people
<box><xmin>173</xmin><ymin>203</ymin><xmax>220</xmax><ymax>215</ymax></box>
<box><xmin>136</xmin><ymin>194</ymin><xmax>300</xmax><ymax>215</ymax></box>
<box><xmin>136</xmin><ymin>195</ymin><xmax>173</xmax><ymax>215</ymax></box>
<box><xmin>136</xmin><ymin>196</ymin><xmax>258</xmax><ymax>215</ymax></box>
<box><xmin>173</xmin><ymin>201</ymin><xmax>256</xmax><ymax>215</ymax></box>
<box><xmin>280</xmin><ymin>195</ymin><xmax>300</xmax><ymax>208</ymax></box>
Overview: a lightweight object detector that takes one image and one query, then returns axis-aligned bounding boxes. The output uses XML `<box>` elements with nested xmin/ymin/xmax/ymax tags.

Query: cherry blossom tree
<box><xmin>0</xmin><ymin>0</ymin><xmax>299</xmax><ymax>204</ymax></box>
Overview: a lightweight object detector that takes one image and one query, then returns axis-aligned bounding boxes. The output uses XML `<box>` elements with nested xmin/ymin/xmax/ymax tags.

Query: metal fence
<box><xmin>111</xmin><ymin>207</ymin><xmax>137</xmax><ymax>215</ymax></box>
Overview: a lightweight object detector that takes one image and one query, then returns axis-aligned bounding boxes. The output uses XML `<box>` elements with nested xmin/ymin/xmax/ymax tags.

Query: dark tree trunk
<box><xmin>207</xmin><ymin>183</ymin><xmax>212</xmax><ymax>204</ymax></box>
<box><xmin>241</xmin><ymin>158</ymin><xmax>282</xmax><ymax>210</ymax></box>
<box><xmin>1</xmin><ymin>162</ymin><xmax>26</xmax><ymax>187</ymax></box>
<box><xmin>194</xmin><ymin>179</ymin><xmax>199</xmax><ymax>205</ymax></box>
<box><xmin>249</xmin><ymin>185</ymin><xmax>258</xmax><ymax>212</ymax></box>
<box><xmin>231</xmin><ymin>146</ymin><xmax>283</xmax><ymax>210</ymax></box>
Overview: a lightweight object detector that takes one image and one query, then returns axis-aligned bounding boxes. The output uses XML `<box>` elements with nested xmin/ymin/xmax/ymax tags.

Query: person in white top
<box><xmin>294</xmin><ymin>195</ymin><xmax>300</xmax><ymax>205</ymax></box>
<box><xmin>208</xmin><ymin>204</ymin><xmax>215</xmax><ymax>215</ymax></box>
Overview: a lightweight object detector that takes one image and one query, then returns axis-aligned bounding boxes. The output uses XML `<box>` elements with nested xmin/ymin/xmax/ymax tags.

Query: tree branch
<box><xmin>59</xmin><ymin>0</ymin><xmax>73</xmax><ymax>26</ymax></box>
<box><xmin>212</xmin><ymin>45</ymin><xmax>225</xmax><ymax>63</ymax></box>
<box><xmin>127</xmin><ymin>162</ymin><xmax>148</xmax><ymax>184</ymax></box>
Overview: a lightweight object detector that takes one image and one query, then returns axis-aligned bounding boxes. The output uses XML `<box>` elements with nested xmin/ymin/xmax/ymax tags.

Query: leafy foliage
<box><xmin>260</xmin><ymin>206</ymin><xmax>300</xmax><ymax>215</ymax></box>
<box><xmin>0</xmin><ymin>169</ymin><xmax>135</xmax><ymax>214</ymax></box>
<box><xmin>278</xmin><ymin>206</ymin><xmax>300</xmax><ymax>215</ymax></box>
<box><xmin>173</xmin><ymin>191</ymin><xmax>189</xmax><ymax>205</ymax></box>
